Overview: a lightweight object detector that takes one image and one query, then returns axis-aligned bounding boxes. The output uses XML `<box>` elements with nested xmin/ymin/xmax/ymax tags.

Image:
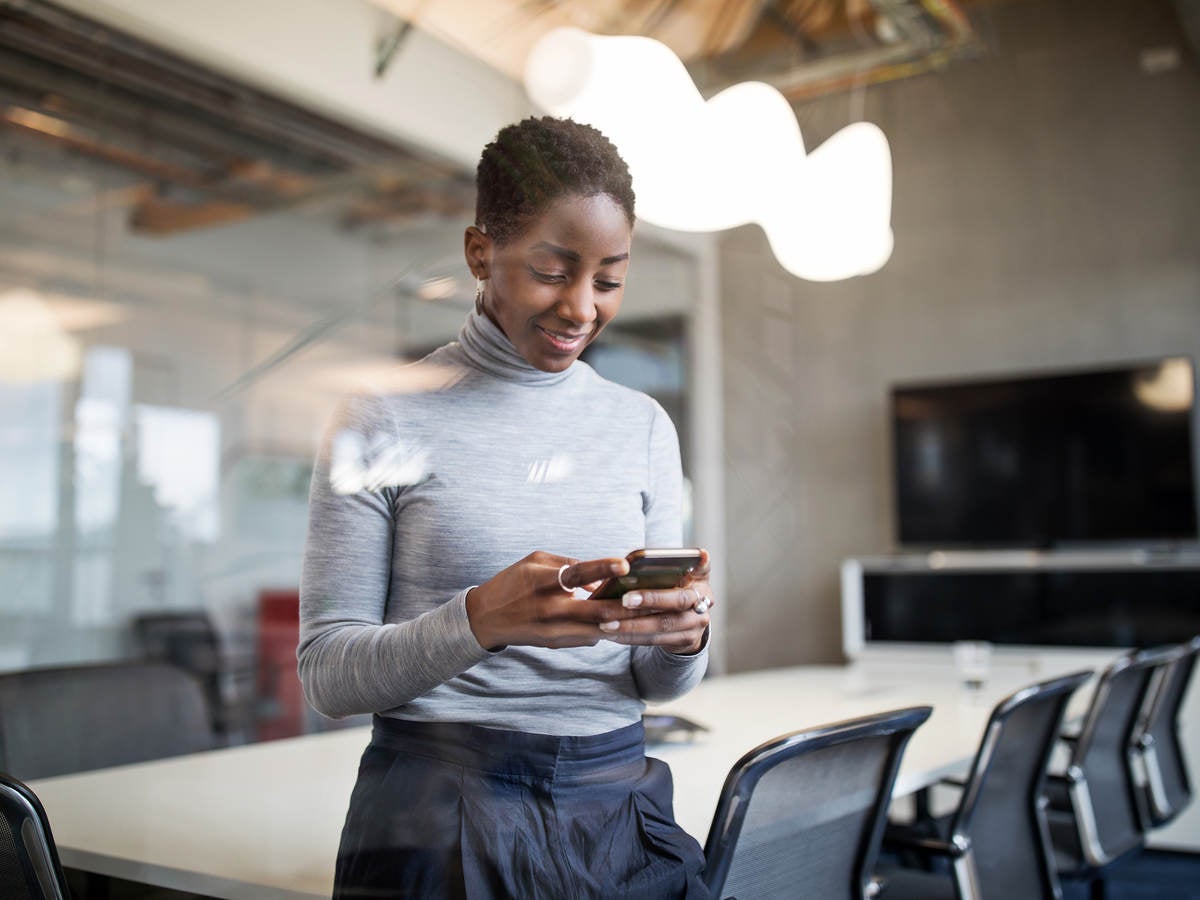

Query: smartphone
<box><xmin>589</xmin><ymin>548</ymin><xmax>703</xmax><ymax>600</ymax></box>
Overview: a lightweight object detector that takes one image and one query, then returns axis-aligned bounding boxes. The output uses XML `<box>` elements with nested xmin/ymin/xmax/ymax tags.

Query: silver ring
<box><xmin>556</xmin><ymin>564</ymin><xmax>571</xmax><ymax>592</ymax></box>
<box><xmin>693</xmin><ymin>594</ymin><xmax>711</xmax><ymax>615</ymax></box>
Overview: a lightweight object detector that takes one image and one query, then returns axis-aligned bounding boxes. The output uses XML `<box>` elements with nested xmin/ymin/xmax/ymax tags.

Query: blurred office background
<box><xmin>0</xmin><ymin>0</ymin><xmax>1197</xmax><ymax>747</ymax></box>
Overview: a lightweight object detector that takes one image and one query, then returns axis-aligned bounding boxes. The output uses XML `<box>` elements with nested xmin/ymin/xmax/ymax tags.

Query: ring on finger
<box><xmin>556</xmin><ymin>564</ymin><xmax>571</xmax><ymax>593</ymax></box>
<box><xmin>693</xmin><ymin>594</ymin><xmax>712</xmax><ymax>615</ymax></box>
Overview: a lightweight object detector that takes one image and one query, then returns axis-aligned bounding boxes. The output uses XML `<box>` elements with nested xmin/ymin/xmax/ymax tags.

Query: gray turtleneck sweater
<box><xmin>298</xmin><ymin>311</ymin><xmax>707</xmax><ymax>736</ymax></box>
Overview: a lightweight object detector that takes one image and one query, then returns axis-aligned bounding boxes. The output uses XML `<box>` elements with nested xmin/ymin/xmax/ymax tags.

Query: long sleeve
<box><xmin>631</xmin><ymin>402</ymin><xmax>709</xmax><ymax>702</ymax></box>
<box><xmin>297</xmin><ymin>396</ymin><xmax>490</xmax><ymax>719</ymax></box>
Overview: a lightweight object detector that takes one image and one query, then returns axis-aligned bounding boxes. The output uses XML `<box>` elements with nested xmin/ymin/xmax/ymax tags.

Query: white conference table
<box><xmin>30</xmin><ymin>658</ymin><xmax>1095</xmax><ymax>900</ymax></box>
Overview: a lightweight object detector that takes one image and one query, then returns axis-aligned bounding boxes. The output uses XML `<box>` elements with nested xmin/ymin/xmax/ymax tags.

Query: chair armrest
<box><xmin>939</xmin><ymin>776</ymin><xmax>966</xmax><ymax>789</ymax></box>
<box><xmin>1042</xmin><ymin>772</ymin><xmax>1074</xmax><ymax>813</ymax></box>
<box><xmin>882</xmin><ymin>831</ymin><xmax>961</xmax><ymax>857</ymax></box>
<box><xmin>1046</xmin><ymin>769</ymin><xmax>1083</xmax><ymax>788</ymax></box>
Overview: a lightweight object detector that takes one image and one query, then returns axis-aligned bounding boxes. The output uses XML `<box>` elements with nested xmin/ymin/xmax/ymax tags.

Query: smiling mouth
<box><xmin>536</xmin><ymin>325</ymin><xmax>590</xmax><ymax>352</ymax></box>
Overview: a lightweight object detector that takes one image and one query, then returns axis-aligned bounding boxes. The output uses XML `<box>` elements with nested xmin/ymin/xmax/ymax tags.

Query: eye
<box><xmin>528</xmin><ymin>266</ymin><xmax>566</xmax><ymax>283</ymax></box>
<box><xmin>595</xmin><ymin>279</ymin><xmax>624</xmax><ymax>292</ymax></box>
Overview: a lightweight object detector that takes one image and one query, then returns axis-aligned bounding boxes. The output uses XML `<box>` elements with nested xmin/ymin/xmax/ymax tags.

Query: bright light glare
<box><xmin>1134</xmin><ymin>357</ymin><xmax>1194</xmax><ymax>412</ymax></box>
<box><xmin>525</xmin><ymin>27</ymin><xmax>894</xmax><ymax>281</ymax></box>
<box><xmin>417</xmin><ymin>276</ymin><xmax>459</xmax><ymax>302</ymax></box>
<box><xmin>525</xmin><ymin>453</ymin><xmax>574</xmax><ymax>484</ymax></box>
<box><xmin>330</xmin><ymin>430</ymin><xmax>431</xmax><ymax>495</ymax></box>
<box><xmin>135</xmin><ymin>405</ymin><xmax>220</xmax><ymax>541</ymax></box>
<box><xmin>0</xmin><ymin>288</ymin><xmax>82</xmax><ymax>382</ymax></box>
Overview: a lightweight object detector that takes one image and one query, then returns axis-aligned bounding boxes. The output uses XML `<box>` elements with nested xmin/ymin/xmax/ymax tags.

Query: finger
<box><xmin>602</xmin><ymin>631</ymin><xmax>707</xmax><ymax>650</ymax></box>
<box><xmin>554</xmin><ymin>557</ymin><xmax>628</xmax><ymax>592</ymax></box>
<box><xmin>678</xmin><ymin>549</ymin><xmax>711</xmax><ymax>587</ymax></box>
<box><xmin>619</xmin><ymin>585</ymin><xmax>709</xmax><ymax>613</ymax></box>
<box><xmin>598</xmin><ymin>609</ymin><xmax>709</xmax><ymax>644</ymax></box>
<box><xmin>545</xmin><ymin>558</ymin><xmax>578</xmax><ymax>595</ymax></box>
<box><xmin>567</xmin><ymin>598</ymin><xmax>663</xmax><ymax>624</ymax></box>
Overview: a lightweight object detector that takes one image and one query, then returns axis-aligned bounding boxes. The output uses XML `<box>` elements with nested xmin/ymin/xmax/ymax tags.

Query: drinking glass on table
<box><xmin>952</xmin><ymin>640</ymin><xmax>993</xmax><ymax>692</ymax></box>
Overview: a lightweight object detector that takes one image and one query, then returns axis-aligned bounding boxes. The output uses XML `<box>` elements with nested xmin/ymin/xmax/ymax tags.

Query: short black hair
<box><xmin>475</xmin><ymin>116</ymin><xmax>635</xmax><ymax>245</ymax></box>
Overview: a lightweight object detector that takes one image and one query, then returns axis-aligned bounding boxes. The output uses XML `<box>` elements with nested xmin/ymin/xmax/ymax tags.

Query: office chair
<box><xmin>879</xmin><ymin>670</ymin><xmax>1094</xmax><ymax>900</ymax></box>
<box><xmin>0</xmin><ymin>661</ymin><xmax>217</xmax><ymax>781</ymax></box>
<box><xmin>0</xmin><ymin>772</ymin><xmax>70</xmax><ymax>900</ymax></box>
<box><xmin>702</xmin><ymin>705</ymin><xmax>932</xmax><ymax>900</ymax></box>
<box><xmin>132</xmin><ymin>610</ymin><xmax>255</xmax><ymax>741</ymax></box>
<box><xmin>1131</xmin><ymin>635</ymin><xmax>1200</xmax><ymax>829</ymax></box>
<box><xmin>1044</xmin><ymin>646</ymin><xmax>1182</xmax><ymax>889</ymax></box>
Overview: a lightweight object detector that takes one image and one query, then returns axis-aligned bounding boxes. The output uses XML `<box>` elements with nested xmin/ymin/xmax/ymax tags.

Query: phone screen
<box><xmin>589</xmin><ymin>549</ymin><xmax>703</xmax><ymax>600</ymax></box>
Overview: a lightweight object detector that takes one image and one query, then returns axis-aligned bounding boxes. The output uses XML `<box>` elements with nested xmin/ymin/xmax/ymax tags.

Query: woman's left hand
<box><xmin>597</xmin><ymin>549</ymin><xmax>713</xmax><ymax>655</ymax></box>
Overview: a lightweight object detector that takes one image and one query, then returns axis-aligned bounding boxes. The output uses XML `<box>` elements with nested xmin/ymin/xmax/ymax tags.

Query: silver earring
<box><xmin>474</xmin><ymin>278</ymin><xmax>485</xmax><ymax>315</ymax></box>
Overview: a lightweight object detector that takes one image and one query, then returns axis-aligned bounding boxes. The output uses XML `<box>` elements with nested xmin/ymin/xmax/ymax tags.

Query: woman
<box><xmin>299</xmin><ymin>116</ymin><xmax>714</xmax><ymax>899</ymax></box>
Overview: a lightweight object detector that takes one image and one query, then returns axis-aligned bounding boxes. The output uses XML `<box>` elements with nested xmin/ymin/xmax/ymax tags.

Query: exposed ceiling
<box><xmin>0</xmin><ymin>0</ymin><xmax>474</xmax><ymax>237</ymax></box>
<box><xmin>2</xmin><ymin>0</ymin><xmax>1195</xmax><ymax>239</ymax></box>
<box><xmin>372</xmin><ymin>0</ymin><xmax>992</xmax><ymax>103</ymax></box>
<box><xmin>0</xmin><ymin>0</ymin><xmax>1001</xmax><ymax>239</ymax></box>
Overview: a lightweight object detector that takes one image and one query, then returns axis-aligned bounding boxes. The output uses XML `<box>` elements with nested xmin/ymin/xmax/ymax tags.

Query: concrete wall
<box><xmin>720</xmin><ymin>0</ymin><xmax>1200</xmax><ymax>671</ymax></box>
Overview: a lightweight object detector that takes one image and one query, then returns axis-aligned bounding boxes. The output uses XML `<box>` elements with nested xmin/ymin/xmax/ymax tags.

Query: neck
<box><xmin>456</xmin><ymin>310</ymin><xmax>578</xmax><ymax>386</ymax></box>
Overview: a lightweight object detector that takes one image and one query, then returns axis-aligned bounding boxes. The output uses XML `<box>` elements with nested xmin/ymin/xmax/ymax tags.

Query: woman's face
<box><xmin>466</xmin><ymin>193</ymin><xmax>632</xmax><ymax>373</ymax></box>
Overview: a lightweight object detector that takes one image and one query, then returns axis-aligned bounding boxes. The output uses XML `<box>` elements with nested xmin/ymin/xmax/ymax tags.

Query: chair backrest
<box><xmin>132</xmin><ymin>611</ymin><xmax>225</xmax><ymax>733</ymax></box>
<box><xmin>948</xmin><ymin>670</ymin><xmax>1093</xmax><ymax>900</ymax></box>
<box><xmin>703</xmin><ymin>706</ymin><xmax>932</xmax><ymax>900</ymax></box>
<box><xmin>0</xmin><ymin>773</ymin><xmax>70</xmax><ymax>900</ymax></box>
<box><xmin>1066</xmin><ymin>646</ymin><xmax>1179</xmax><ymax>867</ymax></box>
<box><xmin>132</xmin><ymin>611</ymin><xmax>221</xmax><ymax>676</ymax></box>
<box><xmin>0</xmin><ymin>661</ymin><xmax>216</xmax><ymax>781</ymax></box>
<box><xmin>1134</xmin><ymin>635</ymin><xmax>1200</xmax><ymax>827</ymax></box>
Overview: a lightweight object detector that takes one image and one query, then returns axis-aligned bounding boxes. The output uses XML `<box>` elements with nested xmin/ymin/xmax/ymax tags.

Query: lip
<box><xmin>536</xmin><ymin>324</ymin><xmax>591</xmax><ymax>353</ymax></box>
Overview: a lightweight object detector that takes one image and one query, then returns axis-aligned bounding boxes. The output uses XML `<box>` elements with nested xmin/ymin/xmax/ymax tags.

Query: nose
<box><xmin>554</xmin><ymin>277</ymin><xmax>597</xmax><ymax>326</ymax></box>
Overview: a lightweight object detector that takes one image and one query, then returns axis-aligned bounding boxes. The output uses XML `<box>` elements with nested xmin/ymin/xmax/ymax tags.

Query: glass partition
<box><xmin>0</xmin><ymin>83</ymin><xmax>697</xmax><ymax>746</ymax></box>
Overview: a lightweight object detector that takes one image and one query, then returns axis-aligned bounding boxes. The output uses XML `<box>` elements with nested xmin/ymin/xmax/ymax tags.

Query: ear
<box><xmin>463</xmin><ymin>226</ymin><xmax>491</xmax><ymax>280</ymax></box>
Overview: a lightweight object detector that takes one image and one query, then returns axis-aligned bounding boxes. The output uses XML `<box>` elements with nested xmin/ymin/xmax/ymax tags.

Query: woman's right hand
<box><xmin>465</xmin><ymin>551</ymin><xmax>640</xmax><ymax>651</ymax></box>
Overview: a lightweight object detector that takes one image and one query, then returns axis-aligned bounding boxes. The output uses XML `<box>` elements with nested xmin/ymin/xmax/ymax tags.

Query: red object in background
<box><xmin>256</xmin><ymin>589</ymin><xmax>304</xmax><ymax>741</ymax></box>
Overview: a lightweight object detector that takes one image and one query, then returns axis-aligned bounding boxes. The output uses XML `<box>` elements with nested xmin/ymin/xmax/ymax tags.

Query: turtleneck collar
<box><xmin>456</xmin><ymin>310</ymin><xmax>580</xmax><ymax>386</ymax></box>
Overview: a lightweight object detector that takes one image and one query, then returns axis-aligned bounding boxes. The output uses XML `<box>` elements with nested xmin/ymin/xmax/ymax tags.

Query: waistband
<box><xmin>369</xmin><ymin>715</ymin><xmax>646</xmax><ymax>782</ymax></box>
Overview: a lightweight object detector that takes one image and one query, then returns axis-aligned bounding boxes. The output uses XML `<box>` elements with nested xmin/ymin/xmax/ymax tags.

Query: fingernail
<box><xmin>622</xmin><ymin>592</ymin><xmax>643</xmax><ymax>608</ymax></box>
<box><xmin>600</xmin><ymin>621</ymin><xmax>621</xmax><ymax>632</ymax></box>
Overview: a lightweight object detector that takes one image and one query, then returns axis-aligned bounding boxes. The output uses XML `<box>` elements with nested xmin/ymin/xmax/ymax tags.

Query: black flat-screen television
<box><xmin>892</xmin><ymin>357</ymin><xmax>1199</xmax><ymax>547</ymax></box>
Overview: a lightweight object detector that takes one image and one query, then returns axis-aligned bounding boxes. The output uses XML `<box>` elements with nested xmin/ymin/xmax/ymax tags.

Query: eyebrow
<box><xmin>531</xmin><ymin>241</ymin><xmax>629</xmax><ymax>266</ymax></box>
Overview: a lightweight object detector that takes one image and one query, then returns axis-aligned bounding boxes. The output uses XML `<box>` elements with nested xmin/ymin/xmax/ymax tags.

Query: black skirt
<box><xmin>333</xmin><ymin>716</ymin><xmax>709</xmax><ymax>900</ymax></box>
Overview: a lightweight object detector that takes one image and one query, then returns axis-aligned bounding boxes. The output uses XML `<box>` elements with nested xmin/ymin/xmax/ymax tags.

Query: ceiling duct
<box><xmin>0</xmin><ymin>0</ymin><xmax>473</xmax><ymax>234</ymax></box>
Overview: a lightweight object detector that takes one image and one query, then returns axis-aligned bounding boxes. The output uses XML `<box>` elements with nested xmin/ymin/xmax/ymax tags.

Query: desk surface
<box><xmin>30</xmin><ymin>659</ymin><xmax>1094</xmax><ymax>900</ymax></box>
